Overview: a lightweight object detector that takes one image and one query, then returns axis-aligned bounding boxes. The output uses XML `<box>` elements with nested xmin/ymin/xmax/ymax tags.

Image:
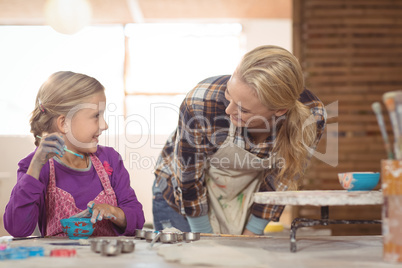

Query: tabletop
<box><xmin>253</xmin><ymin>190</ymin><xmax>383</xmax><ymax>206</ymax></box>
<box><xmin>0</xmin><ymin>235</ymin><xmax>401</xmax><ymax>268</ymax></box>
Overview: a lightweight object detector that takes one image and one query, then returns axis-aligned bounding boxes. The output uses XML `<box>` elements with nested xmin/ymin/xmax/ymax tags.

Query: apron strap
<box><xmin>228</xmin><ymin>121</ymin><xmax>237</xmax><ymax>138</ymax></box>
<box><xmin>89</xmin><ymin>154</ymin><xmax>116</xmax><ymax>197</ymax></box>
<box><xmin>48</xmin><ymin>158</ymin><xmax>56</xmax><ymax>193</ymax></box>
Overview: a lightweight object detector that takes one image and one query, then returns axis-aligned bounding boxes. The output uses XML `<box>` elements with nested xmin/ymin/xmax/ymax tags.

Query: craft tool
<box><xmin>148</xmin><ymin>231</ymin><xmax>162</xmax><ymax>249</ymax></box>
<box><xmin>394</xmin><ymin>93</ymin><xmax>402</xmax><ymax>158</ymax></box>
<box><xmin>12</xmin><ymin>236</ymin><xmax>43</xmax><ymax>241</ymax></box>
<box><xmin>372</xmin><ymin>102</ymin><xmax>394</xmax><ymax>159</ymax></box>
<box><xmin>383</xmin><ymin>91</ymin><xmax>402</xmax><ymax>159</ymax></box>
<box><xmin>36</xmin><ymin>135</ymin><xmax>84</xmax><ymax>159</ymax></box>
<box><xmin>200</xmin><ymin>233</ymin><xmax>268</xmax><ymax>238</ymax></box>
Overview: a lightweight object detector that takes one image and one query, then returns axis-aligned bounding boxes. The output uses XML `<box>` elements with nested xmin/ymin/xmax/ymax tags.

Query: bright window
<box><xmin>0</xmin><ymin>23</ymin><xmax>243</xmax><ymax>136</ymax></box>
<box><xmin>0</xmin><ymin>25</ymin><xmax>125</xmax><ymax>135</ymax></box>
<box><xmin>124</xmin><ymin>23</ymin><xmax>242</xmax><ymax>135</ymax></box>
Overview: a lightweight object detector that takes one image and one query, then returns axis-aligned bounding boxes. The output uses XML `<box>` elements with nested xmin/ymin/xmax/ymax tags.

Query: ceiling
<box><xmin>0</xmin><ymin>0</ymin><xmax>291</xmax><ymax>25</ymax></box>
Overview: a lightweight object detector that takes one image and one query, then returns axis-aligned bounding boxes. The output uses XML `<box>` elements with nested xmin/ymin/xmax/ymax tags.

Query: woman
<box><xmin>152</xmin><ymin>45</ymin><xmax>326</xmax><ymax>235</ymax></box>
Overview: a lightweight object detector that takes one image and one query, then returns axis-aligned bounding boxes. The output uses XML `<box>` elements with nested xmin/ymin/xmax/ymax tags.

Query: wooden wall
<box><xmin>293</xmin><ymin>0</ymin><xmax>402</xmax><ymax>235</ymax></box>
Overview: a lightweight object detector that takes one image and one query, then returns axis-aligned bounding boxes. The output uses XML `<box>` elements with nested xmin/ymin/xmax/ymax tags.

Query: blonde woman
<box><xmin>4</xmin><ymin>71</ymin><xmax>145</xmax><ymax>237</ymax></box>
<box><xmin>153</xmin><ymin>45</ymin><xmax>326</xmax><ymax>235</ymax></box>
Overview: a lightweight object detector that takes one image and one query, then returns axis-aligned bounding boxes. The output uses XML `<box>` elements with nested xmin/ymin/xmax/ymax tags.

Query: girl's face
<box><xmin>225</xmin><ymin>73</ymin><xmax>285</xmax><ymax>130</ymax></box>
<box><xmin>65</xmin><ymin>91</ymin><xmax>108</xmax><ymax>154</ymax></box>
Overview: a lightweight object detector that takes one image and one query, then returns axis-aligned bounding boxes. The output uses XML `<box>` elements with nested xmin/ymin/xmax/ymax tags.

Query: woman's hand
<box><xmin>27</xmin><ymin>133</ymin><xmax>65</xmax><ymax>179</ymax></box>
<box><xmin>87</xmin><ymin>201</ymin><xmax>127</xmax><ymax>230</ymax></box>
<box><xmin>242</xmin><ymin>229</ymin><xmax>258</xmax><ymax>236</ymax></box>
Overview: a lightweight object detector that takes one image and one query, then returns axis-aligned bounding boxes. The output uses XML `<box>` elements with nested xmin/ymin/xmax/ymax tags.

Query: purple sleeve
<box><xmin>4</xmin><ymin>147</ymin><xmax>145</xmax><ymax>237</ymax></box>
<box><xmin>3</xmin><ymin>152</ymin><xmax>48</xmax><ymax>237</ymax></box>
<box><xmin>97</xmin><ymin>147</ymin><xmax>145</xmax><ymax>235</ymax></box>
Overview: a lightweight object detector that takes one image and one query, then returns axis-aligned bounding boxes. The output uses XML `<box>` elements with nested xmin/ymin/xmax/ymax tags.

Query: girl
<box><xmin>4</xmin><ymin>71</ymin><xmax>145</xmax><ymax>237</ymax></box>
<box><xmin>153</xmin><ymin>45</ymin><xmax>326</xmax><ymax>235</ymax></box>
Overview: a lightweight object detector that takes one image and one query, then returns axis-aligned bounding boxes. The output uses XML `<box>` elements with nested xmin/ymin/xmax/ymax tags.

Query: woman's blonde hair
<box><xmin>237</xmin><ymin>45</ymin><xmax>317</xmax><ymax>190</ymax></box>
<box><xmin>30</xmin><ymin>71</ymin><xmax>105</xmax><ymax>146</ymax></box>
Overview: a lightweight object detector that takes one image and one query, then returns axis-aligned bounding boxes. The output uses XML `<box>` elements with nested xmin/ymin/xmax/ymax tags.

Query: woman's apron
<box><xmin>206</xmin><ymin>122</ymin><xmax>273</xmax><ymax>235</ymax></box>
<box><xmin>45</xmin><ymin>154</ymin><xmax>118</xmax><ymax>237</ymax></box>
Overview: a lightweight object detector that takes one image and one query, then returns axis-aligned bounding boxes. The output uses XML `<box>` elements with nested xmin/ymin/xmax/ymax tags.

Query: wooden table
<box><xmin>253</xmin><ymin>190</ymin><xmax>383</xmax><ymax>252</ymax></box>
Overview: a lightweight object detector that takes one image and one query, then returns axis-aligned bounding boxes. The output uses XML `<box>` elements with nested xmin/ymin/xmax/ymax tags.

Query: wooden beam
<box><xmin>0</xmin><ymin>0</ymin><xmax>291</xmax><ymax>25</ymax></box>
<box><xmin>138</xmin><ymin>0</ymin><xmax>291</xmax><ymax>20</ymax></box>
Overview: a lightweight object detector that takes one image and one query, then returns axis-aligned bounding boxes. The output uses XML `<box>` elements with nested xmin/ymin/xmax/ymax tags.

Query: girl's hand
<box><xmin>87</xmin><ymin>201</ymin><xmax>117</xmax><ymax>223</ymax></box>
<box><xmin>87</xmin><ymin>201</ymin><xmax>127</xmax><ymax>230</ymax></box>
<box><xmin>27</xmin><ymin>133</ymin><xmax>65</xmax><ymax>179</ymax></box>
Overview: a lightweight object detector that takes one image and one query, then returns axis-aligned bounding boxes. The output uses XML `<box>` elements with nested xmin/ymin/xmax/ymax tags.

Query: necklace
<box><xmin>85</xmin><ymin>154</ymin><xmax>90</xmax><ymax>168</ymax></box>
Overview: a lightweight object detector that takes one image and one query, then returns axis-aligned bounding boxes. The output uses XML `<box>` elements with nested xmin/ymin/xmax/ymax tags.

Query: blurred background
<box><xmin>1</xmin><ymin>0</ymin><xmax>401</xmax><ymax>236</ymax></box>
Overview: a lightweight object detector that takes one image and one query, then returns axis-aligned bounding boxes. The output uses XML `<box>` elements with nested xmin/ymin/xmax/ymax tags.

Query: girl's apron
<box><xmin>206</xmin><ymin>122</ymin><xmax>273</xmax><ymax>235</ymax></box>
<box><xmin>45</xmin><ymin>154</ymin><xmax>118</xmax><ymax>237</ymax></box>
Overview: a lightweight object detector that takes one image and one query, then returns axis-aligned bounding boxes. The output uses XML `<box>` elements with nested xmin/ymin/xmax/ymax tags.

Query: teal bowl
<box><xmin>60</xmin><ymin>218</ymin><xmax>95</xmax><ymax>239</ymax></box>
<box><xmin>338</xmin><ymin>172</ymin><xmax>380</xmax><ymax>191</ymax></box>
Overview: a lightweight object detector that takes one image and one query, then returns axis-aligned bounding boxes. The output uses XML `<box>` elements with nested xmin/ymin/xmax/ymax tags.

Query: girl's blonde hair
<box><xmin>30</xmin><ymin>71</ymin><xmax>105</xmax><ymax>146</ymax></box>
<box><xmin>237</xmin><ymin>45</ymin><xmax>317</xmax><ymax>190</ymax></box>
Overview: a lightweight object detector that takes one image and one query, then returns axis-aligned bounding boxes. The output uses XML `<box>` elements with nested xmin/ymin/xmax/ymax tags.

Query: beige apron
<box><xmin>206</xmin><ymin>122</ymin><xmax>273</xmax><ymax>235</ymax></box>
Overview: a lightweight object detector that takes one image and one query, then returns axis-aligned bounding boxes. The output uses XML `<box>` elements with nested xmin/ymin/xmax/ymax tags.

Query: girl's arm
<box><xmin>4</xmin><ymin>133</ymin><xmax>64</xmax><ymax>237</ymax></box>
<box><xmin>3</xmin><ymin>155</ymin><xmax>48</xmax><ymax>237</ymax></box>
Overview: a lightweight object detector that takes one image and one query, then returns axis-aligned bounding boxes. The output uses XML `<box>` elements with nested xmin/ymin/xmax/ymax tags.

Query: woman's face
<box><xmin>64</xmin><ymin>91</ymin><xmax>108</xmax><ymax>154</ymax></box>
<box><xmin>225</xmin><ymin>73</ymin><xmax>286</xmax><ymax>130</ymax></box>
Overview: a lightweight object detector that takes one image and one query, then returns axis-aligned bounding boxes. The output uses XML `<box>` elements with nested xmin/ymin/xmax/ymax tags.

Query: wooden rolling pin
<box><xmin>200</xmin><ymin>233</ymin><xmax>269</xmax><ymax>238</ymax></box>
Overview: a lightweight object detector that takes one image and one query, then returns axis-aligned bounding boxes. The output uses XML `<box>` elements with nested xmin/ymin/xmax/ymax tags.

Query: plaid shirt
<box><xmin>154</xmin><ymin>75</ymin><xmax>326</xmax><ymax>221</ymax></box>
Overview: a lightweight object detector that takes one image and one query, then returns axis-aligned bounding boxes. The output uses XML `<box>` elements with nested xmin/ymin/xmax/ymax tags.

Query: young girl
<box><xmin>3</xmin><ymin>71</ymin><xmax>145</xmax><ymax>237</ymax></box>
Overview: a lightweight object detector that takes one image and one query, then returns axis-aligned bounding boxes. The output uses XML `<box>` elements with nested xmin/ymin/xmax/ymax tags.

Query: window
<box><xmin>0</xmin><ymin>23</ymin><xmax>243</xmax><ymax>137</ymax></box>
<box><xmin>0</xmin><ymin>25</ymin><xmax>125</xmax><ymax>135</ymax></box>
<box><xmin>124</xmin><ymin>23</ymin><xmax>242</xmax><ymax>135</ymax></box>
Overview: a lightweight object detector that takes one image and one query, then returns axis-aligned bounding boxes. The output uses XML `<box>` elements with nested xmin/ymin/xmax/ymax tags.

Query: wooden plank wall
<box><xmin>293</xmin><ymin>0</ymin><xmax>402</xmax><ymax>235</ymax></box>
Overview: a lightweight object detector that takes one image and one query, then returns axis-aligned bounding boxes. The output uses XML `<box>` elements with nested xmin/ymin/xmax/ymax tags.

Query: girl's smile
<box><xmin>64</xmin><ymin>91</ymin><xmax>108</xmax><ymax>155</ymax></box>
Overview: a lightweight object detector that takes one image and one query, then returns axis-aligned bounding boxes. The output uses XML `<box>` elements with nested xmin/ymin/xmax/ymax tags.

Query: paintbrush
<box><xmin>393</xmin><ymin>93</ymin><xmax>402</xmax><ymax>159</ymax></box>
<box><xmin>372</xmin><ymin>102</ymin><xmax>394</xmax><ymax>159</ymax></box>
<box><xmin>36</xmin><ymin>135</ymin><xmax>84</xmax><ymax>159</ymax></box>
<box><xmin>383</xmin><ymin>91</ymin><xmax>402</xmax><ymax>159</ymax></box>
